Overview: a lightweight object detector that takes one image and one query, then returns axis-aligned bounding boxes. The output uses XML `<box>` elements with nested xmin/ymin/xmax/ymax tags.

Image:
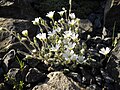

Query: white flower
<box><xmin>32</xmin><ymin>17</ymin><xmax>40</xmax><ymax>25</ymax></box>
<box><xmin>62</xmin><ymin>7</ymin><xmax>67</xmax><ymax>12</ymax></box>
<box><xmin>80</xmin><ymin>48</ymin><xmax>85</xmax><ymax>54</ymax></box>
<box><xmin>70</xmin><ymin>54</ymin><xmax>79</xmax><ymax>60</ymax></box>
<box><xmin>69</xmin><ymin>13</ymin><xmax>76</xmax><ymax>19</ymax></box>
<box><xmin>77</xmin><ymin>55</ymin><xmax>85</xmax><ymax>63</ymax></box>
<box><xmin>63</xmin><ymin>38</ymin><xmax>71</xmax><ymax>44</ymax></box>
<box><xmin>65</xmin><ymin>42</ymin><xmax>76</xmax><ymax>50</ymax></box>
<box><xmin>62</xmin><ymin>49</ymin><xmax>74</xmax><ymax>60</ymax></box>
<box><xmin>55</xmin><ymin>27</ymin><xmax>62</xmax><ymax>33</ymax></box>
<box><xmin>50</xmin><ymin>44</ymin><xmax>60</xmax><ymax>52</ymax></box>
<box><xmin>46</xmin><ymin>11</ymin><xmax>55</xmax><ymax>19</ymax></box>
<box><xmin>58</xmin><ymin>40</ymin><xmax>62</xmax><ymax>44</ymax></box>
<box><xmin>36</xmin><ymin>33</ymin><xmax>46</xmax><ymax>40</ymax></box>
<box><xmin>71</xmin><ymin>33</ymin><xmax>79</xmax><ymax>41</ymax></box>
<box><xmin>68</xmin><ymin>20</ymin><xmax>76</xmax><ymax>26</ymax></box>
<box><xmin>22</xmin><ymin>30</ymin><xmax>28</xmax><ymax>36</ymax></box>
<box><xmin>99</xmin><ymin>47</ymin><xmax>111</xmax><ymax>55</ymax></box>
<box><xmin>63</xmin><ymin>30</ymin><xmax>72</xmax><ymax>38</ymax></box>
<box><xmin>48</xmin><ymin>30</ymin><xmax>56</xmax><ymax>37</ymax></box>
<box><xmin>58</xmin><ymin>11</ymin><xmax>65</xmax><ymax>17</ymax></box>
<box><xmin>58</xmin><ymin>18</ymin><xmax>64</xmax><ymax>23</ymax></box>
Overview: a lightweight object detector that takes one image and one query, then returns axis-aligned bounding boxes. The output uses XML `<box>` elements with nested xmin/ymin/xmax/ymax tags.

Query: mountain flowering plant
<box><xmin>19</xmin><ymin>8</ymin><xmax>87</xmax><ymax>66</ymax></box>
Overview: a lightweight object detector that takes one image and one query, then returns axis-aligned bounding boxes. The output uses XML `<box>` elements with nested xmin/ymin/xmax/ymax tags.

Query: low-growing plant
<box><xmin>0</xmin><ymin>0</ymin><xmax>117</xmax><ymax>68</ymax></box>
<box><xmin>1</xmin><ymin>0</ymin><xmax>120</xmax><ymax>70</ymax></box>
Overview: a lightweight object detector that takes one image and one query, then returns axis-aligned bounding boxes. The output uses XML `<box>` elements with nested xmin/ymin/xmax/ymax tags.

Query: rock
<box><xmin>0</xmin><ymin>29</ymin><xmax>14</xmax><ymax>58</ymax></box>
<box><xmin>0</xmin><ymin>18</ymin><xmax>15</xmax><ymax>31</ymax></box>
<box><xmin>80</xmin><ymin>19</ymin><xmax>93</xmax><ymax>32</ymax></box>
<box><xmin>21</xmin><ymin>65</ymin><xmax>30</xmax><ymax>80</ymax></box>
<box><xmin>81</xmin><ymin>69</ymin><xmax>95</xmax><ymax>85</ymax></box>
<box><xmin>36</xmin><ymin>61</ymin><xmax>48</xmax><ymax>73</ymax></box>
<box><xmin>26</xmin><ymin>58</ymin><xmax>39</xmax><ymax>68</ymax></box>
<box><xmin>0</xmin><ymin>18</ymin><xmax>38</xmax><ymax>37</ymax></box>
<box><xmin>6</xmin><ymin>68</ymin><xmax>21</xmax><ymax>85</ymax></box>
<box><xmin>105</xmin><ymin>2</ymin><xmax>120</xmax><ymax>31</ymax></box>
<box><xmin>0</xmin><ymin>68</ymin><xmax>4</xmax><ymax>76</ymax></box>
<box><xmin>32</xmin><ymin>71</ymin><xmax>85</xmax><ymax>90</ymax></box>
<box><xmin>2</xmin><ymin>49</ymin><xmax>16</xmax><ymax>72</ymax></box>
<box><xmin>112</xmin><ymin>41</ymin><xmax>120</xmax><ymax>59</ymax></box>
<box><xmin>88</xmin><ymin>14</ymin><xmax>102</xmax><ymax>29</ymax></box>
<box><xmin>100</xmin><ymin>69</ymin><xmax>114</xmax><ymax>84</ymax></box>
<box><xmin>94</xmin><ymin>17</ymin><xmax>102</xmax><ymax>29</ymax></box>
<box><xmin>9</xmin><ymin>60</ymin><xmax>20</xmax><ymax>68</ymax></box>
<box><xmin>106</xmin><ymin>45</ymin><xmax>120</xmax><ymax>90</ymax></box>
<box><xmin>0</xmin><ymin>82</ymin><xmax>12</xmax><ymax>90</ymax></box>
<box><xmin>67</xmin><ymin>72</ymin><xmax>82</xmax><ymax>83</ymax></box>
<box><xmin>86</xmin><ymin>84</ymin><xmax>101</xmax><ymax>90</ymax></box>
<box><xmin>25</xmin><ymin>68</ymin><xmax>46</xmax><ymax>83</ymax></box>
<box><xmin>0</xmin><ymin>0</ymin><xmax>38</xmax><ymax>19</ymax></box>
<box><xmin>88</xmin><ymin>13</ymin><xmax>96</xmax><ymax>23</ymax></box>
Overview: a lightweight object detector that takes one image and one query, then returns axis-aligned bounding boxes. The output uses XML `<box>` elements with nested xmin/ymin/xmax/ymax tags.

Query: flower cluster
<box><xmin>21</xmin><ymin>8</ymin><xmax>86</xmax><ymax>65</ymax></box>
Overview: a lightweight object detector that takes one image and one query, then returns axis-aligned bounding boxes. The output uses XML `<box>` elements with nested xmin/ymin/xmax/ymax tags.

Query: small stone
<box><xmin>25</xmin><ymin>68</ymin><xmax>46</xmax><ymax>83</ymax></box>
<box><xmin>7</xmin><ymin>68</ymin><xmax>21</xmax><ymax>85</ymax></box>
<box><xmin>32</xmin><ymin>71</ymin><xmax>84</xmax><ymax>90</ymax></box>
<box><xmin>2</xmin><ymin>49</ymin><xmax>16</xmax><ymax>73</ymax></box>
<box><xmin>79</xmin><ymin>19</ymin><xmax>93</xmax><ymax>32</ymax></box>
<box><xmin>67</xmin><ymin>72</ymin><xmax>82</xmax><ymax>83</ymax></box>
<box><xmin>95</xmin><ymin>75</ymin><xmax>103</xmax><ymax>86</ymax></box>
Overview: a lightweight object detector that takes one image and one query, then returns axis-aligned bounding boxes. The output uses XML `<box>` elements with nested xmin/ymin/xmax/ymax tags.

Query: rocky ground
<box><xmin>0</xmin><ymin>0</ymin><xmax>120</xmax><ymax>90</ymax></box>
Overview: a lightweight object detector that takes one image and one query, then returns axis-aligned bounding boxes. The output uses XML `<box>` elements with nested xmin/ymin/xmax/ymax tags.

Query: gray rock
<box><xmin>0</xmin><ymin>29</ymin><xmax>13</xmax><ymax>58</ymax></box>
<box><xmin>25</xmin><ymin>68</ymin><xmax>46</xmax><ymax>83</ymax></box>
<box><xmin>80</xmin><ymin>19</ymin><xmax>93</xmax><ymax>32</ymax></box>
<box><xmin>86</xmin><ymin>84</ymin><xmax>101</xmax><ymax>90</ymax></box>
<box><xmin>0</xmin><ymin>67</ymin><xmax>4</xmax><ymax>76</ymax></box>
<box><xmin>67</xmin><ymin>72</ymin><xmax>82</xmax><ymax>83</ymax></box>
<box><xmin>106</xmin><ymin>44</ymin><xmax>120</xmax><ymax>89</ymax></box>
<box><xmin>81</xmin><ymin>69</ymin><xmax>95</xmax><ymax>85</ymax></box>
<box><xmin>26</xmin><ymin>58</ymin><xmax>39</xmax><ymax>68</ymax></box>
<box><xmin>9</xmin><ymin>60</ymin><xmax>20</xmax><ymax>68</ymax></box>
<box><xmin>105</xmin><ymin>2</ymin><xmax>120</xmax><ymax>30</ymax></box>
<box><xmin>0</xmin><ymin>18</ymin><xmax>38</xmax><ymax>38</ymax></box>
<box><xmin>2</xmin><ymin>49</ymin><xmax>16</xmax><ymax>72</ymax></box>
<box><xmin>6</xmin><ymin>68</ymin><xmax>21</xmax><ymax>85</ymax></box>
<box><xmin>94</xmin><ymin>17</ymin><xmax>102</xmax><ymax>28</ymax></box>
<box><xmin>32</xmin><ymin>71</ymin><xmax>85</xmax><ymax>90</ymax></box>
<box><xmin>21</xmin><ymin>65</ymin><xmax>30</xmax><ymax>80</ymax></box>
<box><xmin>36</xmin><ymin>61</ymin><xmax>48</xmax><ymax>73</ymax></box>
<box><xmin>112</xmin><ymin>41</ymin><xmax>120</xmax><ymax>59</ymax></box>
<box><xmin>88</xmin><ymin>13</ymin><xmax>96</xmax><ymax>23</ymax></box>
